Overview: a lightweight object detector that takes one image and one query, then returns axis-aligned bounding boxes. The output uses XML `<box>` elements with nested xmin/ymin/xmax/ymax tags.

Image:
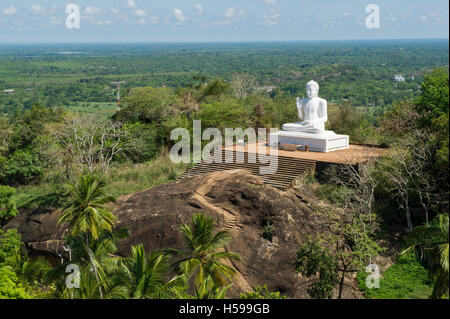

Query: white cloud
<box><xmin>225</xmin><ymin>8</ymin><xmax>235</xmax><ymax>18</ymax></box>
<box><xmin>110</xmin><ymin>8</ymin><xmax>119</xmax><ymax>14</ymax></box>
<box><xmin>50</xmin><ymin>5</ymin><xmax>57</xmax><ymax>14</ymax></box>
<box><xmin>3</xmin><ymin>5</ymin><xmax>18</xmax><ymax>15</ymax></box>
<box><xmin>127</xmin><ymin>0</ymin><xmax>137</xmax><ymax>9</ymax></box>
<box><xmin>195</xmin><ymin>4</ymin><xmax>204</xmax><ymax>15</ymax></box>
<box><xmin>419</xmin><ymin>15</ymin><xmax>427</xmax><ymax>21</ymax></box>
<box><xmin>174</xmin><ymin>9</ymin><xmax>186</xmax><ymax>22</ymax></box>
<box><xmin>135</xmin><ymin>9</ymin><xmax>146</xmax><ymax>17</ymax></box>
<box><xmin>49</xmin><ymin>16</ymin><xmax>61</xmax><ymax>25</ymax></box>
<box><xmin>96</xmin><ymin>20</ymin><xmax>114</xmax><ymax>26</ymax></box>
<box><xmin>31</xmin><ymin>5</ymin><xmax>45</xmax><ymax>15</ymax></box>
<box><xmin>86</xmin><ymin>6</ymin><xmax>102</xmax><ymax>15</ymax></box>
<box><xmin>265</xmin><ymin>12</ymin><xmax>281</xmax><ymax>25</ymax></box>
<box><xmin>138</xmin><ymin>18</ymin><xmax>147</xmax><ymax>25</ymax></box>
<box><xmin>265</xmin><ymin>0</ymin><xmax>277</xmax><ymax>4</ymax></box>
<box><xmin>149</xmin><ymin>16</ymin><xmax>159</xmax><ymax>24</ymax></box>
<box><xmin>214</xmin><ymin>20</ymin><xmax>231</xmax><ymax>25</ymax></box>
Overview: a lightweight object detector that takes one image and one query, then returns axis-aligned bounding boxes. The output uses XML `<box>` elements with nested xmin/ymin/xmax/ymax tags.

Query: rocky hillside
<box><xmin>4</xmin><ymin>170</ymin><xmax>363</xmax><ymax>298</ymax></box>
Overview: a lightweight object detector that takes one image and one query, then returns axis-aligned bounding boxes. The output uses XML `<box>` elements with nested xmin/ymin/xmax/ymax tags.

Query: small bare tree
<box><xmin>231</xmin><ymin>73</ymin><xmax>258</xmax><ymax>100</ymax></box>
<box><xmin>97</xmin><ymin>121</ymin><xmax>126</xmax><ymax>174</ymax></box>
<box><xmin>382</xmin><ymin>130</ymin><xmax>442</xmax><ymax>230</ymax></box>
<box><xmin>52</xmin><ymin>115</ymin><xmax>128</xmax><ymax>175</ymax></box>
<box><xmin>0</xmin><ymin>117</ymin><xmax>11</xmax><ymax>153</ymax></box>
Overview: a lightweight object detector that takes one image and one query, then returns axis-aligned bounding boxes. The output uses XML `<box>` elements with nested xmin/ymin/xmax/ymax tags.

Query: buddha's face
<box><xmin>306</xmin><ymin>85</ymin><xmax>318</xmax><ymax>98</ymax></box>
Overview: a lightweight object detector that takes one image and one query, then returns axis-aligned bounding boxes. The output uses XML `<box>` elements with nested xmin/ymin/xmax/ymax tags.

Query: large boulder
<box><xmin>3</xmin><ymin>170</ymin><xmax>362</xmax><ymax>298</ymax></box>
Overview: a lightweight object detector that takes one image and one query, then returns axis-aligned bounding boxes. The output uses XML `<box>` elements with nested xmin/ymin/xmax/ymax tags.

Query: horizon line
<box><xmin>0</xmin><ymin>37</ymin><xmax>449</xmax><ymax>46</ymax></box>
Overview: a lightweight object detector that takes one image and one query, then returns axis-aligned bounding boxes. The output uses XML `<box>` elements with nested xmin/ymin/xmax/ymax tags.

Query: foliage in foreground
<box><xmin>240</xmin><ymin>285</ymin><xmax>286</xmax><ymax>299</ymax></box>
<box><xmin>402</xmin><ymin>214</ymin><xmax>449</xmax><ymax>298</ymax></box>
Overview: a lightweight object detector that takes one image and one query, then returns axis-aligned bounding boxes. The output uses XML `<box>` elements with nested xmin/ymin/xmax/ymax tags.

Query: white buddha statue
<box><xmin>282</xmin><ymin>80</ymin><xmax>331</xmax><ymax>134</ymax></box>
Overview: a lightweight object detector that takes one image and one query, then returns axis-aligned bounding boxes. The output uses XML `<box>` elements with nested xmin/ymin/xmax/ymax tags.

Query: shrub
<box><xmin>0</xmin><ymin>229</ymin><xmax>22</xmax><ymax>264</ymax></box>
<box><xmin>0</xmin><ymin>185</ymin><xmax>18</xmax><ymax>226</ymax></box>
<box><xmin>0</xmin><ymin>150</ymin><xmax>43</xmax><ymax>185</ymax></box>
<box><xmin>262</xmin><ymin>221</ymin><xmax>275</xmax><ymax>242</ymax></box>
<box><xmin>0</xmin><ymin>267</ymin><xmax>30</xmax><ymax>299</ymax></box>
<box><xmin>240</xmin><ymin>285</ymin><xmax>285</xmax><ymax>299</ymax></box>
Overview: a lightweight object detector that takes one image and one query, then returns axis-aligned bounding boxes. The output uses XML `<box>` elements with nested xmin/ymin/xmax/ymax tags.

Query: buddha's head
<box><xmin>306</xmin><ymin>80</ymin><xmax>319</xmax><ymax>98</ymax></box>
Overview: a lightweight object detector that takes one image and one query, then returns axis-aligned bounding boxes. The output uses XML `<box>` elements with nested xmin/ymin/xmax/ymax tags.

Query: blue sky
<box><xmin>0</xmin><ymin>0</ymin><xmax>448</xmax><ymax>43</ymax></box>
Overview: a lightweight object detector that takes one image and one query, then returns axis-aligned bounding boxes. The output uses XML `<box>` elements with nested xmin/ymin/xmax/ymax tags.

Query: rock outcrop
<box><xmin>3</xmin><ymin>169</ymin><xmax>362</xmax><ymax>298</ymax></box>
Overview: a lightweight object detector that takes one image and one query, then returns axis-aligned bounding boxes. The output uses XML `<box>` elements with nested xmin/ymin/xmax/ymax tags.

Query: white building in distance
<box><xmin>393</xmin><ymin>75</ymin><xmax>406</xmax><ymax>82</ymax></box>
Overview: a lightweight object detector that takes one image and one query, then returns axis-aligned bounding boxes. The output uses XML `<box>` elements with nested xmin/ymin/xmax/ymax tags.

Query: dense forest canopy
<box><xmin>0</xmin><ymin>39</ymin><xmax>448</xmax><ymax>115</ymax></box>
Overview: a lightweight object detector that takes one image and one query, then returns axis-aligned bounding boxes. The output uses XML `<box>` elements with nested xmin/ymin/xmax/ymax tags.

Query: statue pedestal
<box><xmin>268</xmin><ymin>130</ymin><xmax>349</xmax><ymax>153</ymax></box>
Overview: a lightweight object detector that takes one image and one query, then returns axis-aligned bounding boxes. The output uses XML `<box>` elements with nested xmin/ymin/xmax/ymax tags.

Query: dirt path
<box><xmin>192</xmin><ymin>171</ymin><xmax>253</xmax><ymax>293</ymax></box>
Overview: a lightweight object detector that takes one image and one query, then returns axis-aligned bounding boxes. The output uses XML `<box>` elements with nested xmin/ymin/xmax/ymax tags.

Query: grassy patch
<box><xmin>315</xmin><ymin>183</ymin><xmax>351</xmax><ymax>207</ymax></box>
<box><xmin>14</xmin><ymin>154</ymin><xmax>188</xmax><ymax>210</ymax></box>
<box><xmin>102</xmin><ymin>155</ymin><xmax>188</xmax><ymax>199</ymax></box>
<box><xmin>358</xmin><ymin>253</ymin><xmax>433</xmax><ymax>299</ymax></box>
<box><xmin>65</xmin><ymin>102</ymin><xmax>117</xmax><ymax>118</ymax></box>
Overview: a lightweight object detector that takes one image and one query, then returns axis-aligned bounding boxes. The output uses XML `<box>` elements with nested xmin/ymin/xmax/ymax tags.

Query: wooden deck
<box><xmin>178</xmin><ymin>143</ymin><xmax>386</xmax><ymax>190</ymax></box>
<box><xmin>223</xmin><ymin>142</ymin><xmax>386</xmax><ymax>165</ymax></box>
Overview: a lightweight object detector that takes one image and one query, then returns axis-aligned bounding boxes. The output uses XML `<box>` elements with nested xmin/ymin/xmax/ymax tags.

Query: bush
<box><xmin>0</xmin><ymin>229</ymin><xmax>22</xmax><ymax>264</ymax></box>
<box><xmin>122</xmin><ymin>122</ymin><xmax>165</xmax><ymax>163</ymax></box>
<box><xmin>240</xmin><ymin>285</ymin><xmax>285</xmax><ymax>299</ymax></box>
<box><xmin>0</xmin><ymin>185</ymin><xmax>18</xmax><ymax>226</ymax></box>
<box><xmin>262</xmin><ymin>221</ymin><xmax>275</xmax><ymax>242</ymax></box>
<box><xmin>0</xmin><ymin>267</ymin><xmax>30</xmax><ymax>299</ymax></box>
<box><xmin>0</xmin><ymin>150</ymin><xmax>43</xmax><ymax>185</ymax></box>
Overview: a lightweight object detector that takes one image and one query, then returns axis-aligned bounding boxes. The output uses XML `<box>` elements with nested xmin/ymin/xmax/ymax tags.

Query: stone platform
<box><xmin>268</xmin><ymin>130</ymin><xmax>349</xmax><ymax>153</ymax></box>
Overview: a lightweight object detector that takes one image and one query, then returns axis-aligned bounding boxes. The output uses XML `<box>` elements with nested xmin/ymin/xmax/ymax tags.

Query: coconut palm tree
<box><xmin>58</xmin><ymin>174</ymin><xmax>117</xmax><ymax>299</ymax></box>
<box><xmin>46</xmin><ymin>227</ymin><xmax>130</xmax><ymax>299</ymax></box>
<box><xmin>109</xmin><ymin>245</ymin><xmax>185</xmax><ymax>299</ymax></box>
<box><xmin>168</xmin><ymin>214</ymin><xmax>240</xmax><ymax>295</ymax></box>
<box><xmin>194</xmin><ymin>279</ymin><xmax>231</xmax><ymax>299</ymax></box>
<box><xmin>402</xmin><ymin>214</ymin><xmax>449</xmax><ymax>298</ymax></box>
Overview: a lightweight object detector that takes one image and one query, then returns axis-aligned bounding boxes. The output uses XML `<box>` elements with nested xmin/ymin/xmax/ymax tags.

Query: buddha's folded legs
<box><xmin>282</xmin><ymin>122</ymin><xmax>325</xmax><ymax>133</ymax></box>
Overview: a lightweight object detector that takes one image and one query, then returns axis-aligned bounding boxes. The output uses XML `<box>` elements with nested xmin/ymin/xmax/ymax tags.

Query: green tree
<box><xmin>295</xmin><ymin>240</ymin><xmax>339</xmax><ymax>299</ymax></box>
<box><xmin>168</xmin><ymin>214</ymin><xmax>240</xmax><ymax>296</ymax></box>
<box><xmin>415</xmin><ymin>67</ymin><xmax>449</xmax><ymax>127</ymax></box>
<box><xmin>58</xmin><ymin>174</ymin><xmax>117</xmax><ymax>299</ymax></box>
<box><xmin>114</xmin><ymin>87</ymin><xmax>181</xmax><ymax>124</ymax></box>
<box><xmin>196</xmin><ymin>79</ymin><xmax>230</xmax><ymax>102</ymax></box>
